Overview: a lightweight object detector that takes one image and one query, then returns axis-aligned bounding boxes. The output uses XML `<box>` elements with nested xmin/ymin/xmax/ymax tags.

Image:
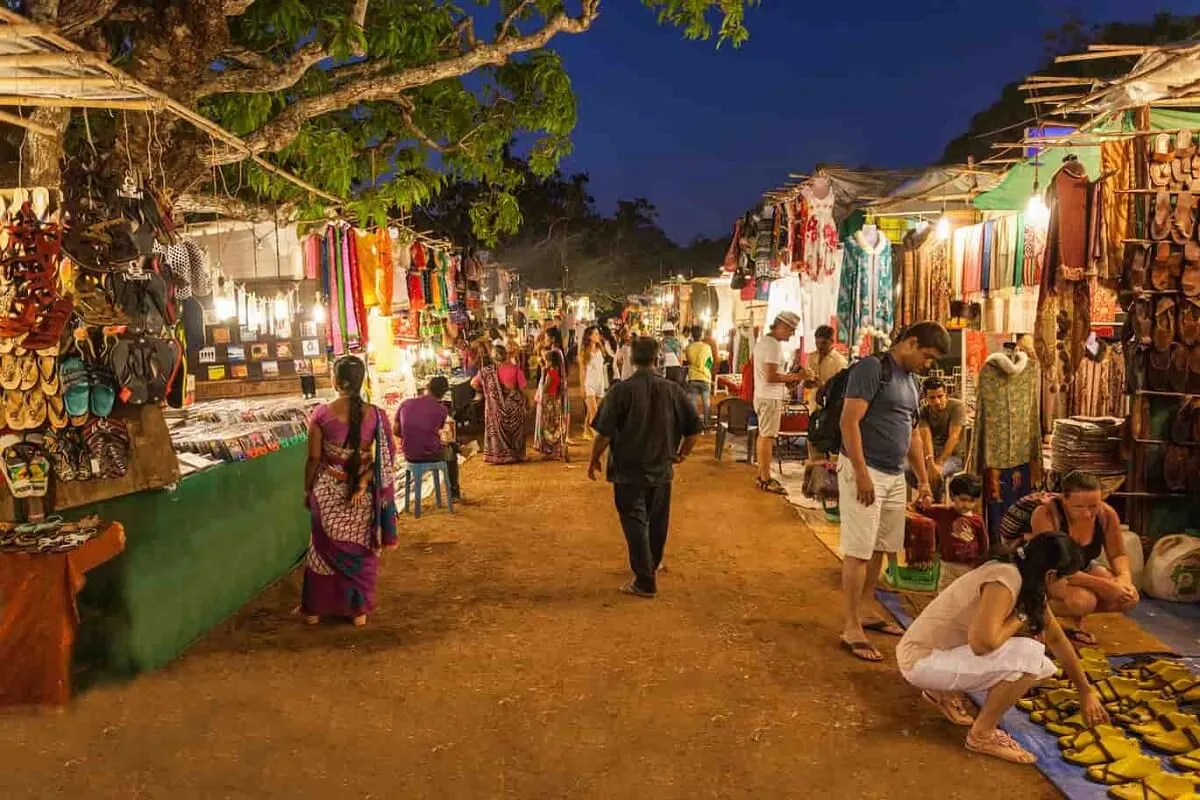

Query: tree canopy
<box><xmin>9</xmin><ymin>0</ymin><xmax>756</xmax><ymax>239</ymax></box>
<box><xmin>413</xmin><ymin>156</ymin><xmax>725</xmax><ymax>297</ymax></box>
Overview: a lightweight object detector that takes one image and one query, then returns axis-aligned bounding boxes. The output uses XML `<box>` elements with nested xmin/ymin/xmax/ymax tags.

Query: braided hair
<box><xmin>988</xmin><ymin>531</ymin><xmax>1086</xmax><ymax>634</ymax></box>
<box><xmin>335</xmin><ymin>356</ymin><xmax>368</xmax><ymax>499</ymax></box>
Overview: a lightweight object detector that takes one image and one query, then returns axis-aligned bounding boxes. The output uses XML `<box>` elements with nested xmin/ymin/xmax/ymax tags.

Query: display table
<box><xmin>0</xmin><ymin>523</ymin><xmax>125</xmax><ymax>708</ymax></box>
<box><xmin>72</xmin><ymin>445</ymin><xmax>310</xmax><ymax>685</ymax></box>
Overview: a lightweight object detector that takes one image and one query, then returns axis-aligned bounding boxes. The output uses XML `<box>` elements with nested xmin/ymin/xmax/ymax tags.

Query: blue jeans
<box><xmin>906</xmin><ymin>454</ymin><xmax>964</xmax><ymax>501</ymax></box>
<box><xmin>686</xmin><ymin>380</ymin><xmax>712</xmax><ymax>426</ymax></box>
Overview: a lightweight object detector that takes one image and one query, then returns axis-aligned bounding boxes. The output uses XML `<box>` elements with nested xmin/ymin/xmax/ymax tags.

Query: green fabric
<box><xmin>975</xmin><ymin>110</ymin><xmax>1200</xmax><ymax>212</ymax></box>
<box><xmin>73</xmin><ymin>446</ymin><xmax>310</xmax><ymax>684</ymax></box>
<box><xmin>1012</xmin><ymin>212</ymin><xmax>1026</xmax><ymax>290</ymax></box>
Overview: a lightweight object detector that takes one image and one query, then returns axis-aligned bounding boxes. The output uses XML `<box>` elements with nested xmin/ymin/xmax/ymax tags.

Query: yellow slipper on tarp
<box><xmin>1061</xmin><ymin>725</ymin><xmax>1127</xmax><ymax>751</ymax></box>
<box><xmin>1144</xmin><ymin>725</ymin><xmax>1200</xmax><ymax>755</ymax></box>
<box><xmin>1117</xmin><ymin>696</ymin><xmax>1181</xmax><ymax>726</ymax></box>
<box><xmin>1133</xmin><ymin>713</ymin><xmax>1200</xmax><ymax>739</ymax></box>
<box><xmin>1019</xmin><ymin>688</ymin><xmax>1079</xmax><ymax>713</ymax></box>
<box><xmin>1173</xmin><ymin>750</ymin><xmax>1200</xmax><ymax>772</ymax></box>
<box><xmin>1107</xmin><ymin>771</ymin><xmax>1199</xmax><ymax>800</ymax></box>
<box><xmin>1063</xmin><ymin>736</ymin><xmax>1141</xmax><ymax>767</ymax></box>
<box><xmin>1085</xmin><ymin>755</ymin><xmax>1164</xmax><ymax>786</ymax></box>
<box><xmin>1094</xmin><ymin>677</ymin><xmax>1143</xmax><ymax>704</ymax></box>
<box><xmin>1045</xmin><ymin>712</ymin><xmax>1090</xmax><ymax>735</ymax></box>
<box><xmin>1141</xmin><ymin>666</ymin><xmax>1195</xmax><ymax>690</ymax></box>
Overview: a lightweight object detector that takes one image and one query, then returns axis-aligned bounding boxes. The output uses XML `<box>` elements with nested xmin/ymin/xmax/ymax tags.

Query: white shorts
<box><xmin>901</xmin><ymin>638</ymin><xmax>1057</xmax><ymax>693</ymax></box>
<box><xmin>754</xmin><ymin>398</ymin><xmax>784</xmax><ymax>438</ymax></box>
<box><xmin>837</xmin><ymin>460</ymin><xmax>907</xmax><ymax>560</ymax></box>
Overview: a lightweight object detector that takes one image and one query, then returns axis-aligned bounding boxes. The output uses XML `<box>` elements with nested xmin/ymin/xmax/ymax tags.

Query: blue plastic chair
<box><xmin>404</xmin><ymin>461</ymin><xmax>455</xmax><ymax>518</ymax></box>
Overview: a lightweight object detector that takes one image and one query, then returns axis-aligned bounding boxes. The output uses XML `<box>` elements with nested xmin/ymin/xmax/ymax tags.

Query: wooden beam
<box><xmin>0</xmin><ymin>76</ymin><xmax>114</xmax><ymax>89</ymax></box>
<box><xmin>1054</xmin><ymin>50</ymin><xmax>1146</xmax><ymax>63</ymax></box>
<box><xmin>1018</xmin><ymin>80</ymin><xmax>1097</xmax><ymax>90</ymax></box>
<box><xmin>0</xmin><ymin>23</ymin><xmax>43</xmax><ymax>38</ymax></box>
<box><xmin>0</xmin><ymin>107</ymin><xmax>55</xmax><ymax>136</ymax></box>
<box><xmin>0</xmin><ymin>52</ymin><xmax>99</xmax><ymax>68</ymax></box>
<box><xmin>1024</xmin><ymin>93</ymin><xmax>1087</xmax><ymax>104</ymax></box>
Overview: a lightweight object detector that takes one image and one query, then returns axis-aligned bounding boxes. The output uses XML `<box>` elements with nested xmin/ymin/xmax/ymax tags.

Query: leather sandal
<box><xmin>45</xmin><ymin>392</ymin><xmax>67</xmax><ymax>429</ymax></box>
<box><xmin>1151</xmin><ymin>161</ymin><xmax>1172</xmax><ymax>188</ymax></box>
<box><xmin>1175</xmin><ymin>191</ymin><xmax>1197</xmax><ymax>243</ymax></box>
<box><xmin>1134</xmin><ymin>296</ymin><xmax>1155</xmax><ymax>346</ymax></box>
<box><xmin>1153</xmin><ymin>132</ymin><xmax>1175</xmax><ymax>163</ymax></box>
<box><xmin>1152</xmin><ymin>243</ymin><xmax>1183</xmax><ymax>290</ymax></box>
<box><xmin>1152</xmin><ymin>190</ymin><xmax>1174</xmax><ymax>240</ymax></box>
<box><xmin>1179</xmin><ymin>129</ymin><xmax>1197</xmax><ymax>158</ymax></box>
<box><xmin>1155</xmin><ymin>297</ymin><xmax>1178</xmax><ymax>351</ymax></box>
<box><xmin>1107</xmin><ymin>771</ymin><xmax>1199</xmax><ymax>800</ymax></box>
<box><xmin>1127</xmin><ymin>243</ymin><xmax>1150</xmax><ymax>291</ymax></box>
<box><xmin>1165</xmin><ymin>444</ymin><xmax>1191</xmax><ymax>491</ymax></box>
<box><xmin>1170</xmin><ymin>399</ymin><xmax>1200</xmax><ymax>444</ymax></box>
<box><xmin>1184</xmin><ymin>242</ymin><xmax>1200</xmax><ymax>297</ymax></box>
<box><xmin>1149</xmin><ymin>348</ymin><xmax>1173</xmax><ymax>392</ymax></box>
<box><xmin>1170</xmin><ymin>342</ymin><xmax>1191</xmax><ymax>393</ymax></box>
<box><xmin>1189</xmin><ymin>345</ymin><xmax>1200</xmax><ymax>394</ymax></box>
<box><xmin>1174</xmin><ymin>159</ymin><xmax>1193</xmax><ymax>190</ymax></box>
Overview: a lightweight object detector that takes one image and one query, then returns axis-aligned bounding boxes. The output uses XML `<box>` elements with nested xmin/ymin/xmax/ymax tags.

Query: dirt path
<box><xmin>0</xmin><ymin>438</ymin><xmax>1059</xmax><ymax>799</ymax></box>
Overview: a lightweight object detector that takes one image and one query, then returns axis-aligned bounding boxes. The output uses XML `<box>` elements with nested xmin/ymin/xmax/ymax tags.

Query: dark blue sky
<box><xmin>552</xmin><ymin>2</ymin><xmax>1195</xmax><ymax>244</ymax></box>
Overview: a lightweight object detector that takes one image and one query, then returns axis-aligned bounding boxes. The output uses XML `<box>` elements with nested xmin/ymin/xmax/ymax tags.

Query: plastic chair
<box><xmin>403</xmin><ymin>461</ymin><xmax>455</xmax><ymax>518</ymax></box>
<box><xmin>715</xmin><ymin>398</ymin><xmax>758</xmax><ymax>462</ymax></box>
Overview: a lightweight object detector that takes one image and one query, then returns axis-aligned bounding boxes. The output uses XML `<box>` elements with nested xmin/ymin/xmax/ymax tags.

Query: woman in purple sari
<box><xmin>300</xmin><ymin>356</ymin><xmax>398</xmax><ymax>627</ymax></box>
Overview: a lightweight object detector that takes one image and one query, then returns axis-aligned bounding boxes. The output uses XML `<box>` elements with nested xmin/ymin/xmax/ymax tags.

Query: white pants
<box><xmin>901</xmin><ymin>638</ymin><xmax>1057</xmax><ymax>693</ymax></box>
<box><xmin>837</xmin><ymin>460</ymin><xmax>907</xmax><ymax>560</ymax></box>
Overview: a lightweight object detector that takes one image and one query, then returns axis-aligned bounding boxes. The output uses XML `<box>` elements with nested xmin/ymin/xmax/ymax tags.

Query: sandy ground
<box><xmin>0</xmin><ymin>429</ymin><xmax>1061</xmax><ymax>798</ymax></box>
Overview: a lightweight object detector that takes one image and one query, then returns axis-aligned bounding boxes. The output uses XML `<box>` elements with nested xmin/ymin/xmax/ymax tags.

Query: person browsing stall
<box><xmin>753</xmin><ymin>311</ymin><xmax>806</xmax><ymax>494</ymax></box>
<box><xmin>588</xmin><ymin>337</ymin><xmax>702</xmax><ymax>598</ymax></box>
<box><xmin>899</xmin><ymin>533</ymin><xmax>1107</xmax><ymax>765</ymax></box>
<box><xmin>394</xmin><ymin>376</ymin><xmax>462</xmax><ymax>502</ymax></box>
<box><xmin>839</xmin><ymin>321</ymin><xmax>948</xmax><ymax>662</ymax></box>
<box><xmin>1026</xmin><ymin>470</ymin><xmax>1139</xmax><ymax>646</ymax></box>
<box><xmin>913</xmin><ymin>377</ymin><xmax>965</xmax><ymax>500</ymax></box>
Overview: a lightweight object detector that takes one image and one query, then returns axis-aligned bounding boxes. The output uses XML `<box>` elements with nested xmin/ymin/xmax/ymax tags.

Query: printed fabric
<box><xmin>799</xmin><ymin>184</ymin><xmax>842</xmax><ymax>280</ymax></box>
<box><xmin>152</xmin><ymin>238</ymin><xmax>213</xmax><ymax>300</ymax></box>
<box><xmin>836</xmin><ymin>230</ymin><xmax>893</xmax><ymax>350</ymax></box>
<box><xmin>972</xmin><ymin>351</ymin><xmax>1041</xmax><ymax>472</ymax></box>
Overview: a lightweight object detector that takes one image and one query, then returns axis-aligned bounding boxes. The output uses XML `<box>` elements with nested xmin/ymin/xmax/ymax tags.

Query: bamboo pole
<box><xmin>1054</xmin><ymin>50</ymin><xmax>1148</xmax><ymax>63</ymax></box>
<box><xmin>0</xmin><ymin>95</ymin><xmax>160</xmax><ymax>109</ymax></box>
<box><xmin>0</xmin><ymin>52</ymin><xmax>99</xmax><ymax>68</ymax></box>
<box><xmin>1018</xmin><ymin>80</ymin><xmax>1098</xmax><ymax>90</ymax></box>
<box><xmin>1023</xmin><ymin>93</ymin><xmax>1087</xmax><ymax>104</ymax></box>
<box><xmin>0</xmin><ymin>107</ymin><xmax>54</xmax><ymax>136</ymax></box>
<box><xmin>0</xmin><ymin>76</ymin><xmax>114</xmax><ymax>89</ymax></box>
<box><xmin>0</xmin><ymin>23</ymin><xmax>43</xmax><ymax>38</ymax></box>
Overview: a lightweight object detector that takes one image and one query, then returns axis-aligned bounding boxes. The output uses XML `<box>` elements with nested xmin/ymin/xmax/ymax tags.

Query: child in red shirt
<box><xmin>917</xmin><ymin>474</ymin><xmax>987</xmax><ymax>591</ymax></box>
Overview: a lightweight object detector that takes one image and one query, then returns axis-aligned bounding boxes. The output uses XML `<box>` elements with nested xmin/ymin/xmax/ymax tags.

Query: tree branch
<box><xmin>57</xmin><ymin>0</ymin><xmax>122</xmax><ymax>36</ymax></box>
<box><xmin>497</xmin><ymin>0</ymin><xmax>537</xmax><ymax>42</ymax></box>
<box><xmin>223</xmin><ymin>0</ymin><xmax>256</xmax><ymax>16</ymax></box>
<box><xmin>176</xmin><ymin>193</ymin><xmax>300</xmax><ymax>222</ymax></box>
<box><xmin>198</xmin><ymin>41</ymin><xmax>328</xmax><ymax>97</ymax></box>
<box><xmin>228</xmin><ymin>4</ymin><xmax>600</xmax><ymax>161</ymax></box>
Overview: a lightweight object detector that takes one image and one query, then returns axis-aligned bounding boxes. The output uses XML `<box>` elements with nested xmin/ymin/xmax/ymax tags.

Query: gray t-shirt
<box><xmin>841</xmin><ymin>354</ymin><xmax>920</xmax><ymax>474</ymax></box>
<box><xmin>920</xmin><ymin>398</ymin><xmax>966</xmax><ymax>458</ymax></box>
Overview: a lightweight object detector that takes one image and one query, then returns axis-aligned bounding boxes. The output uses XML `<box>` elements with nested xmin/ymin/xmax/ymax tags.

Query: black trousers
<box><xmin>614</xmin><ymin>482</ymin><xmax>672</xmax><ymax>593</ymax></box>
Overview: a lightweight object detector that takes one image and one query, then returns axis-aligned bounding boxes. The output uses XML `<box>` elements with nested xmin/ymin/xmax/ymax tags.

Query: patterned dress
<box><xmin>837</xmin><ymin>230</ymin><xmax>894</xmax><ymax>351</ymax></box>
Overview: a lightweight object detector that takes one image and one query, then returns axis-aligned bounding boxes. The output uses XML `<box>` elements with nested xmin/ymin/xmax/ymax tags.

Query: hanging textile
<box><xmin>754</xmin><ymin>207</ymin><xmax>775</xmax><ymax>279</ymax></box>
<box><xmin>898</xmin><ymin>237</ymin><xmax>915</xmax><ymax>329</ymax></box>
<box><xmin>1071</xmin><ymin>341</ymin><xmax>1127</xmax><ymax>419</ymax></box>
<box><xmin>980</xmin><ymin>220</ymin><xmax>995</xmax><ymax>296</ymax></box>
<box><xmin>951</xmin><ymin>226</ymin><xmax>969</xmax><ymax>299</ymax></box>
<box><xmin>376</xmin><ymin>228</ymin><xmax>394</xmax><ymax>312</ymax></box>
<box><xmin>836</xmin><ymin>230</ymin><xmax>893</xmax><ymax>349</ymax></box>
<box><xmin>304</xmin><ymin>234</ymin><xmax>321</xmax><ymax>281</ymax></box>
<box><xmin>799</xmin><ymin>183</ymin><xmax>841</xmax><ymax>280</ymax></box>
<box><xmin>970</xmin><ymin>350</ymin><xmax>1041</xmax><ymax>475</ymax></box>
<box><xmin>1101</xmin><ymin>139</ymin><xmax>1134</xmax><ymax>280</ymax></box>
<box><xmin>354</xmin><ymin>229</ymin><xmax>380</xmax><ymax>307</ymax></box>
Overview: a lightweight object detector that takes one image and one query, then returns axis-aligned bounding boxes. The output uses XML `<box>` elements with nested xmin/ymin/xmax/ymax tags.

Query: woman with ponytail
<box><xmin>300</xmin><ymin>355</ymin><xmax>398</xmax><ymax>627</ymax></box>
<box><xmin>897</xmin><ymin>532</ymin><xmax>1108</xmax><ymax>764</ymax></box>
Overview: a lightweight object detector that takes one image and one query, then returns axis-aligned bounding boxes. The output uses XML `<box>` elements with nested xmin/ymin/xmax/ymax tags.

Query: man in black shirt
<box><xmin>588</xmin><ymin>337</ymin><xmax>703</xmax><ymax>597</ymax></box>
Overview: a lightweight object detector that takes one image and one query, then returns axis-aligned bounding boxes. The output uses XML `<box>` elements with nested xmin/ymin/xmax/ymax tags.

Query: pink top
<box><xmin>497</xmin><ymin>362</ymin><xmax>527</xmax><ymax>391</ymax></box>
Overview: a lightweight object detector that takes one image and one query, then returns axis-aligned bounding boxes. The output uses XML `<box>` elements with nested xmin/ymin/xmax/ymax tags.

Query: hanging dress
<box><xmin>800</xmin><ymin>183</ymin><xmax>841</xmax><ymax>280</ymax></box>
<box><xmin>837</xmin><ymin>230</ymin><xmax>894</xmax><ymax>350</ymax></box>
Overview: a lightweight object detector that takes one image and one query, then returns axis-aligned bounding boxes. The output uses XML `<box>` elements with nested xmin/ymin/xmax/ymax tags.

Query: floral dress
<box><xmin>800</xmin><ymin>184</ymin><xmax>841</xmax><ymax>280</ymax></box>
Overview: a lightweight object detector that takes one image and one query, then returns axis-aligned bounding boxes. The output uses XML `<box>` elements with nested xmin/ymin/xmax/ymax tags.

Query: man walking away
<box><xmin>684</xmin><ymin>325</ymin><xmax>714</xmax><ymax>428</ymax></box>
<box><xmin>661</xmin><ymin>323</ymin><xmax>685</xmax><ymax>384</ymax></box>
<box><xmin>913</xmin><ymin>377</ymin><xmax>966</xmax><ymax>501</ymax></box>
<box><xmin>394</xmin><ymin>376</ymin><xmax>462</xmax><ymax>501</ymax></box>
<box><xmin>588</xmin><ymin>338</ymin><xmax>702</xmax><ymax>597</ymax></box>
<box><xmin>839</xmin><ymin>321</ymin><xmax>949</xmax><ymax>662</ymax></box>
<box><xmin>753</xmin><ymin>312</ymin><xmax>805</xmax><ymax>494</ymax></box>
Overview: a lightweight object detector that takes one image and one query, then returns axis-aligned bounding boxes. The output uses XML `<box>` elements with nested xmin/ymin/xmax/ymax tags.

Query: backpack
<box><xmin>807</xmin><ymin>354</ymin><xmax>891</xmax><ymax>455</ymax></box>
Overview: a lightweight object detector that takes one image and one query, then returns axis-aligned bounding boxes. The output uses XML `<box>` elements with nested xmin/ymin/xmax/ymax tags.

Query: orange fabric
<box><xmin>375</xmin><ymin>229</ymin><xmax>394</xmax><ymax>312</ymax></box>
<box><xmin>354</xmin><ymin>230</ymin><xmax>380</xmax><ymax>307</ymax></box>
<box><xmin>1101</xmin><ymin>139</ymin><xmax>1133</xmax><ymax>281</ymax></box>
<box><xmin>0</xmin><ymin>523</ymin><xmax>125</xmax><ymax>708</ymax></box>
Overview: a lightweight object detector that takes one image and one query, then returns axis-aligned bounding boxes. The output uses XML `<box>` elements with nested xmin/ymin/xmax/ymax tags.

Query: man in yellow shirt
<box><xmin>684</xmin><ymin>325</ymin><xmax>714</xmax><ymax>428</ymax></box>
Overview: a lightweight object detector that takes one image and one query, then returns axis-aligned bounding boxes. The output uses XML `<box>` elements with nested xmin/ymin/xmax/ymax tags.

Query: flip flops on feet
<box><xmin>619</xmin><ymin>581</ymin><xmax>656</xmax><ymax>599</ymax></box>
<box><xmin>756</xmin><ymin>477</ymin><xmax>786</xmax><ymax>495</ymax></box>
<box><xmin>841</xmin><ymin>638</ymin><xmax>883</xmax><ymax>662</ymax></box>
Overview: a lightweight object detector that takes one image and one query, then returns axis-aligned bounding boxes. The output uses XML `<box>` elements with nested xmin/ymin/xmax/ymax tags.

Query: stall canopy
<box><xmin>867</xmin><ymin>166</ymin><xmax>1003</xmax><ymax>216</ymax></box>
<box><xmin>1053</xmin><ymin>42</ymin><xmax>1200</xmax><ymax>117</ymax></box>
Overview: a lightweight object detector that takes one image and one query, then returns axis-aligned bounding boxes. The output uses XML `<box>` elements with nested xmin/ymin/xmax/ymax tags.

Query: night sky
<box><xmin>552</xmin><ymin>2</ymin><xmax>1196</xmax><ymax>244</ymax></box>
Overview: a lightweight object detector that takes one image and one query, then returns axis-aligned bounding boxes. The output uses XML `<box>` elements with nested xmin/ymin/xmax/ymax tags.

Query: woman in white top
<box><xmin>579</xmin><ymin>326</ymin><xmax>608</xmax><ymax>440</ymax></box>
<box><xmin>897</xmin><ymin>532</ymin><xmax>1107</xmax><ymax>764</ymax></box>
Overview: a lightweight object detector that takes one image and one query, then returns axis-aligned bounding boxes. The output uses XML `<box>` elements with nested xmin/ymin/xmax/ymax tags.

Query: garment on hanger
<box><xmin>836</xmin><ymin>229</ymin><xmax>893</xmax><ymax>349</ymax></box>
<box><xmin>376</xmin><ymin>229</ymin><xmax>394</xmax><ymax>312</ymax></box>
<box><xmin>980</xmin><ymin>220</ymin><xmax>995</xmax><ymax>296</ymax></box>
<box><xmin>754</xmin><ymin>207</ymin><xmax>775</xmax><ymax>279</ymax></box>
<box><xmin>354</xmin><ymin>229</ymin><xmax>380</xmax><ymax>308</ymax></box>
<box><xmin>800</xmin><ymin>182</ymin><xmax>841</xmax><ymax>280</ymax></box>
<box><xmin>972</xmin><ymin>349</ymin><xmax>1041</xmax><ymax>472</ymax></box>
<box><xmin>1071</xmin><ymin>340</ymin><xmax>1126</xmax><ymax>418</ymax></box>
<box><xmin>961</xmin><ymin>224</ymin><xmax>984</xmax><ymax>299</ymax></box>
<box><xmin>1101</xmin><ymin>139</ymin><xmax>1133</xmax><ymax>280</ymax></box>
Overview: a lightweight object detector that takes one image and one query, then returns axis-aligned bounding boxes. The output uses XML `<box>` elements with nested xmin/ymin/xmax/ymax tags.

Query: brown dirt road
<box><xmin>0</xmin><ymin>438</ymin><xmax>1059</xmax><ymax>799</ymax></box>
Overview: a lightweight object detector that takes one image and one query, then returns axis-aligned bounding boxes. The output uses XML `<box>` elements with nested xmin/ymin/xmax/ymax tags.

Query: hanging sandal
<box><xmin>1175</xmin><ymin>191</ymin><xmax>1197</xmax><ymax>244</ymax></box>
<box><xmin>965</xmin><ymin>729</ymin><xmax>1036</xmax><ymax>765</ymax></box>
<box><xmin>1107</xmin><ymin>771</ymin><xmax>1200</xmax><ymax>800</ymax></box>
<box><xmin>1153</xmin><ymin>191</ymin><xmax>1174</xmax><ymax>241</ymax></box>
<box><xmin>1063</xmin><ymin>735</ymin><xmax>1142</xmax><ymax>766</ymax></box>
<box><xmin>1171</xmin><ymin>343</ymin><xmax>1191</xmax><ymax>393</ymax></box>
<box><xmin>58</xmin><ymin>355</ymin><xmax>90</xmax><ymax>417</ymax></box>
<box><xmin>1153</xmin><ymin>243</ymin><xmax>1183</xmax><ymax>290</ymax></box>
<box><xmin>1128</xmin><ymin>243</ymin><xmax>1151</xmax><ymax>291</ymax></box>
<box><xmin>1154</xmin><ymin>132</ymin><xmax>1176</xmax><ymax>163</ymax></box>
<box><xmin>1085</xmin><ymin>754</ymin><xmax>1166</xmax><ymax>786</ymax></box>
<box><xmin>1135</xmin><ymin>296</ymin><xmax>1155</xmax><ymax>346</ymax></box>
<box><xmin>1181</xmin><ymin>298</ymin><xmax>1200</xmax><ymax>346</ymax></box>
<box><xmin>1155</xmin><ymin>298</ymin><xmax>1178</xmax><ymax>352</ymax></box>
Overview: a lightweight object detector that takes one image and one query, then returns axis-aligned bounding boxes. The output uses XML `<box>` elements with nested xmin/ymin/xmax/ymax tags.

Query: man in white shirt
<box><xmin>753</xmin><ymin>312</ymin><xmax>805</xmax><ymax>493</ymax></box>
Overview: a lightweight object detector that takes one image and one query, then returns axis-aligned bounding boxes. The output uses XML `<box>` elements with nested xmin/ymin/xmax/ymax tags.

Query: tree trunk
<box><xmin>20</xmin><ymin>0</ymin><xmax>68</xmax><ymax>187</ymax></box>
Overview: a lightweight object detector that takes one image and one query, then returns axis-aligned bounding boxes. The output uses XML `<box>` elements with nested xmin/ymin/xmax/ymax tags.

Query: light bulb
<box><xmin>215</xmin><ymin>296</ymin><xmax>235</xmax><ymax>321</ymax></box>
<box><xmin>935</xmin><ymin>217</ymin><xmax>951</xmax><ymax>240</ymax></box>
<box><xmin>311</xmin><ymin>304</ymin><xmax>326</xmax><ymax>324</ymax></box>
<box><xmin>1026</xmin><ymin>193</ymin><xmax>1050</xmax><ymax>227</ymax></box>
<box><xmin>273</xmin><ymin>296</ymin><xmax>289</xmax><ymax>320</ymax></box>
